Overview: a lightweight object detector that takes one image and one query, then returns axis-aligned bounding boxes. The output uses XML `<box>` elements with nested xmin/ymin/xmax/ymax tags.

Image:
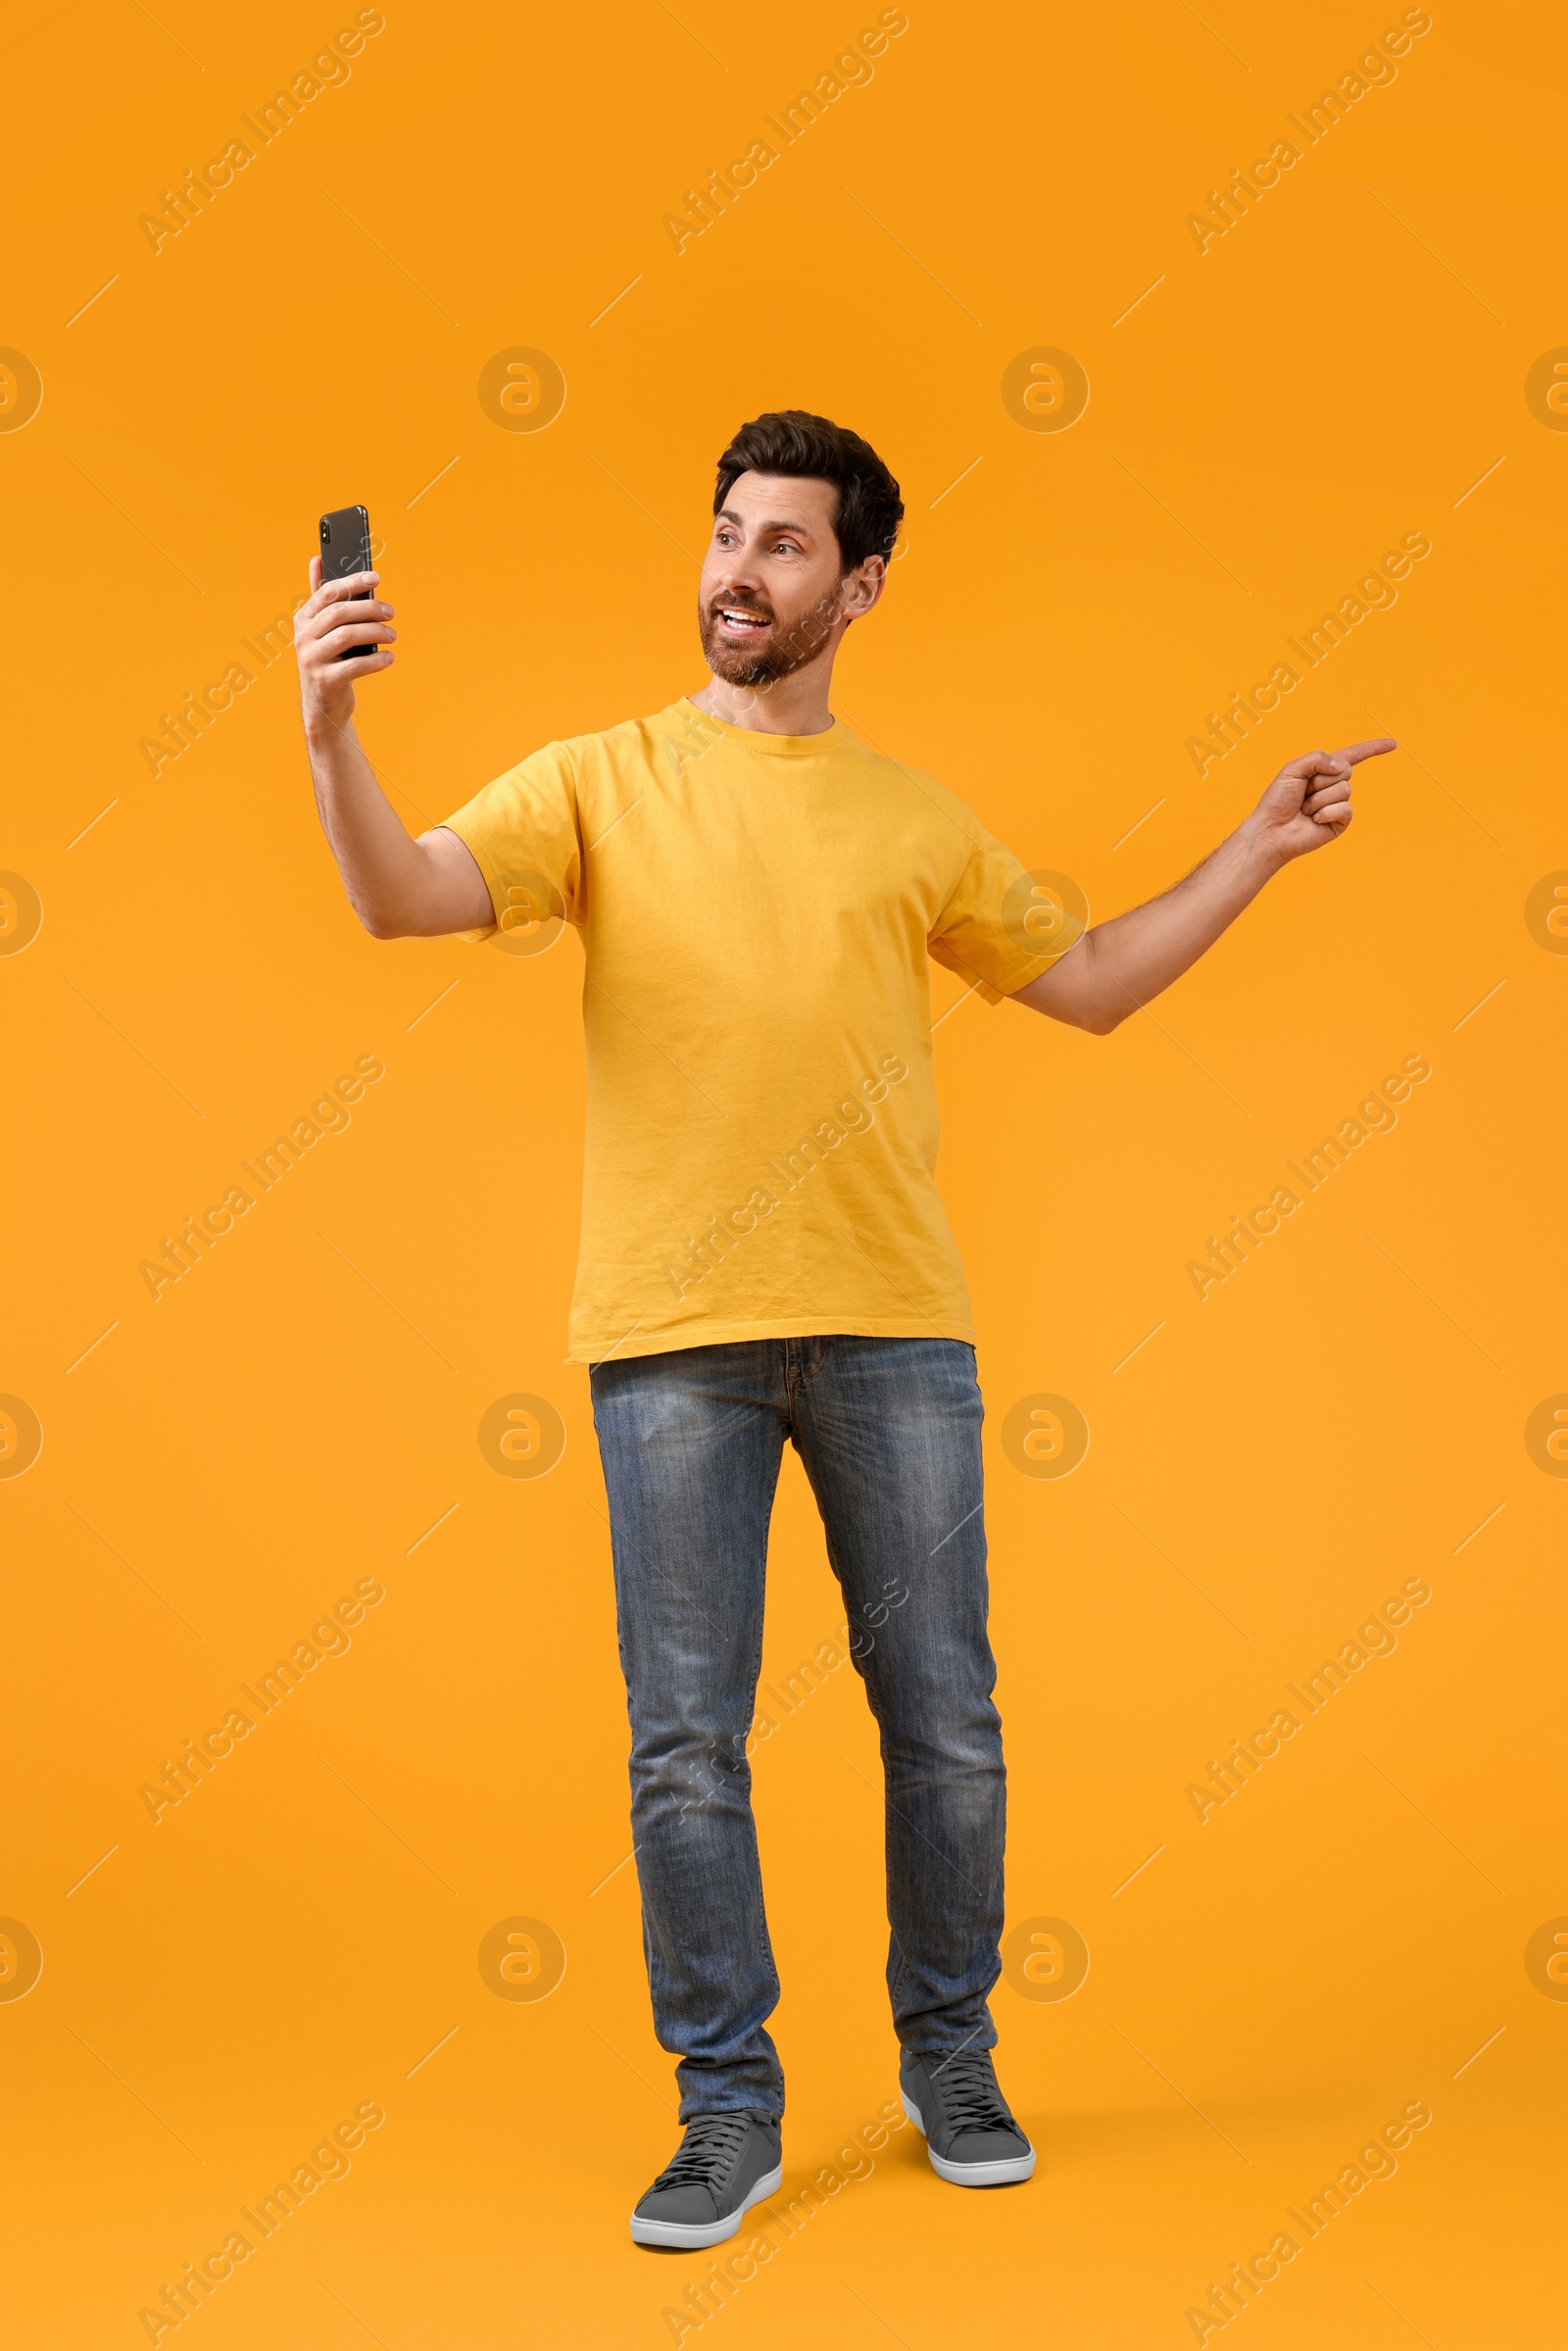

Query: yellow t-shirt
<box><xmin>441</xmin><ymin>698</ymin><xmax>1082</xmax><ymax>1364</ymax></box>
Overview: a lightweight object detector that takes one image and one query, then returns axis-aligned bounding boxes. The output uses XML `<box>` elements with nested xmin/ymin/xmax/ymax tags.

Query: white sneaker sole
<box><xmin>629</xmin><ymin>2161</ymin><xmax>783</xmax><ymax>2248</ymax></box>
<box><xmin>901</xmin><ymin>2089</ymin><xmax>1037</xmax><ymax>2185</ymax></box>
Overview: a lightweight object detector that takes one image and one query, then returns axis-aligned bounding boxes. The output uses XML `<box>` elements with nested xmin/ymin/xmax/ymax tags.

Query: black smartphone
<box><xmin>318</xmin><ymin>506</ymin><xmax>373</xmax><ymax>661</ymax></box>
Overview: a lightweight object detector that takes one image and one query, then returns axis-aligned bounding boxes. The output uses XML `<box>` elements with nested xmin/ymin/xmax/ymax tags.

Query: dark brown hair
<box><xmin>712</xmin><ymin>410</ymin><xmax>904</xmax><ymax>572</ymax></box>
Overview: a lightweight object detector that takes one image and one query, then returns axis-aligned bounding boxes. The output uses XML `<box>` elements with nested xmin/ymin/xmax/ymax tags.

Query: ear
<box><xmin>842</xmin><ymin>554</ymin><xmax>886</xmax><ymax>618</ymax></box>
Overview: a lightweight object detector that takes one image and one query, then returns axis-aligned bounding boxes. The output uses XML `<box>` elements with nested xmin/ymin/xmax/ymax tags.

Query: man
<box><xmin>297</xmin><ymin>411</ymin><xmax>1389</xmax><ymax>2248</ymax></box>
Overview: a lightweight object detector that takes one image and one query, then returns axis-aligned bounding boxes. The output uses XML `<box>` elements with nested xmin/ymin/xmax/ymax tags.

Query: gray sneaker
<box><xmin>900</xmin><ymin>2048</ymin><xmax>1035</xmax><ymax>2185</ymax></box>
<box><xmin>630</xmin><ymin>2110</ymin><xmax>783</xmax><ymax>2248</ymax></box>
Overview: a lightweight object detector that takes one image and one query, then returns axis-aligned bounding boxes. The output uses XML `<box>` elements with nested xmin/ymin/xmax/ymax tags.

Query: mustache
<box><xmin>698</xmin><ymin>581</ymin><xmax>842</xmax><ymax>688</ymax></box>
<box><xmin>709</xmin><ymin>594</ymin><xmax>775</xmax><ymax>621</ymax></box>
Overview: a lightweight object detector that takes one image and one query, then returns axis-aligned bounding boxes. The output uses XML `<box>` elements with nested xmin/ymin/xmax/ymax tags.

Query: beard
<box><xmin>698</xmin><ymin>589</ymin><xmax>840</xmax><ymax>689</ymax></box>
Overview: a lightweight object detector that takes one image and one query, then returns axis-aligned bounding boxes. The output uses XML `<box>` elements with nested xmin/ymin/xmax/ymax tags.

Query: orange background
<box><xmin>3</xmin><ymin>0</ymin><xmax>1564</xmax><ymax>2342</ymax></box>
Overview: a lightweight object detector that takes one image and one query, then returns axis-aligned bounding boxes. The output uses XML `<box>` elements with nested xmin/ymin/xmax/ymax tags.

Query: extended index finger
<box><xmin>1336</xmin><ymin>736</ymin><xmax>1397</xmax><ymax>766</ymax></box>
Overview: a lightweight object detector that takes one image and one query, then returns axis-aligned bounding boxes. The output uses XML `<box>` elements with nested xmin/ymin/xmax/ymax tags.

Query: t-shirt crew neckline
<box><xmin>678</xmin><ymin>696</ymin><xmax>847</xmax><ymax>758</ymax></box>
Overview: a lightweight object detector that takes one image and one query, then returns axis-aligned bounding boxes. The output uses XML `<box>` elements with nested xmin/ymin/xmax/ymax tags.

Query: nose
<box><xmin>716</xmin><ymin>552</ymin><xmax>765</xmax><ymax>596</ymax></box>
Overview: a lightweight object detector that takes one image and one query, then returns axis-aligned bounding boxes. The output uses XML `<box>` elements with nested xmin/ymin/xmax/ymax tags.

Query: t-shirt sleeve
<box><xmin>928</xmin><ymin>821</ymin><xmax>1087</xmax><ymax>1004</ymax></box>
<box><xmin>439</xmin><ymin>741</ymin><xmax>583</xmax><ymax>943</ymax></box>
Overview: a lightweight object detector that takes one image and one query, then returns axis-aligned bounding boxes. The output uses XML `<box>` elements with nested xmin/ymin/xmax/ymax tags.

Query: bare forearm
<box><xmin>1012</xmin><ymin>733</ymin><xmax>1389</xmax><ymax>1033</ymax></box>
<box><xmin>294</xmin><ymin>556</ymin><xmax>492</xmax><ymax>938</ymax></box>
<box><xmin>306</xmin><ymin>716</ymin><xmax>432</xmax><ymax>937</ymax></box>
<box><xmin>1036</xmin><ymin>816</ymin><xmax>1279</xmax><ymax>1032</ymax></box>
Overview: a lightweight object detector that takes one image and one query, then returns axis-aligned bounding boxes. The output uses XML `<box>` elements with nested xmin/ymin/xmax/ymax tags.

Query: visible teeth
<box><xmin>721</xmin><ymin>610</ymin><xmax>765</xmax><ymax>625</ymax></box>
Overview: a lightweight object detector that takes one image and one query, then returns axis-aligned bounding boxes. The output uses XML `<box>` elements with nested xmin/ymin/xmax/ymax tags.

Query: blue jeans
<box><xmin>589</xmin><ymin>1335</ymin><xmax>1005</xmax><ymax>2121</ymax></box>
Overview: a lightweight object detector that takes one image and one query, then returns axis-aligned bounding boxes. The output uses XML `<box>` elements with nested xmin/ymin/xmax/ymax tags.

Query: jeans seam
<box><xmin>746</xmin><ymin>1444</ymin><xmax>787</xmax><ymax>2016</ymax></box>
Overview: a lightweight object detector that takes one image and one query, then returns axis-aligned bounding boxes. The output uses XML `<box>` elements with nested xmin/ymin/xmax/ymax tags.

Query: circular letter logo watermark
<box><xmin>1002</xmin><ymin>347</ymin><xmax>1090</xmax><ymax>433</ymax></box>
<box><xmin>1525</xmin><ymin>1918</ymin><xmax>1568</xmax><ymax>1999</ymax></box>
<box><xmin>0</xmin><ymin>1919</ymin><xmax>43</xmax><ymax>2001</ymax></box>
<box><xmin>0</xmin><ymin>873</ymin><xmax>42</xmax><ymax>955</ymax></box>
<box><xmin>478</xmin><ymin>347</ymin><xmax>566</xmax><ymax>433</ymax></box>
<box><xmin>489</xmin><ymin>869</ymin><xmax>565</xmax><ymax>956</ymax></box>
<box><xmin>1002</xmin><ymin>1394</ymin><xmax>1090</xmax><ymax>1480</ymax></box>
<box><xmin>478</xmin><ymin>1394</ymin><xmax>566</xmax><ymax>1480</ymax></box>
<box><xmin>1003</xmin><ymin>869</ymin><xmax>1089</xmax><ymax>958</ymax></box>
<box><xmin>1002</xmin><ymin>1915</ymin><xmax>1090</xmax><ymax>2002</ymax></box>
<box><xmin>0</xmin><ymin>351</ymin><xmax>43</xmax><ymax>433</ymax></box>
<box><xmin>478</xmin><ymin>1915</ymin><xmax>567</xmax><ymax>2001</ymax></box>
<box><xmin>1525</xmin><ymin>1395</ymin><xmax>1568</xmax><ymax>1477</ymax></box>
<box><xmin>1525</xmin><ymin>871</ymin><xmax>1568</xmax><ymax>954</ymax></box>
<box><xmin>1525</xmin><ymin>349</ymin><xmax>1568</xmax><ymax>429</ymax></box>
<box><xmin>0</xmin><ymin>1397</ymin><xmax>43</xmax><ymax>1480</ymax></box>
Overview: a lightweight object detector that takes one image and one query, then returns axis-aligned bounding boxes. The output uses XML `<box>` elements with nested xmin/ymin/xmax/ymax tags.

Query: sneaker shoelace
<box><xmin>929</xmin><ymin>2049</ymin><xmax>1017</xmax><ymax>2135</ymax></box>
<box><xmin>653</xmin><ymin>2112</ymin><xmax>753</xmax><ymax>2191</ymax></box>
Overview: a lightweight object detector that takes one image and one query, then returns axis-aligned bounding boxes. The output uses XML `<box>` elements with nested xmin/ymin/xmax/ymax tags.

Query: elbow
<box><xmin>1048</xmin><ymin>936</ymin><xmax>1128</xmax><ymax>1034</ymax></box>
<box><xmin>359</xmin><ymin>905</ymin><xmax>407</xmax><ymax>942</ymax></box>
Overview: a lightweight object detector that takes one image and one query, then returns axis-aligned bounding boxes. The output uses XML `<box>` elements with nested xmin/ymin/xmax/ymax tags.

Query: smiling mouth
<box><xmin>714</xmin><ymin>606</ymin><xmax>771</xmax><ymax>633</ymax></box>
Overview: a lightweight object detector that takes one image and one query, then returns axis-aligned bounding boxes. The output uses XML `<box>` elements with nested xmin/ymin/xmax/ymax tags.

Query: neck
<box><xmin>689</xmin><ymin>647</ymin><xmax>837</xmax><ymax>736</ymax></box>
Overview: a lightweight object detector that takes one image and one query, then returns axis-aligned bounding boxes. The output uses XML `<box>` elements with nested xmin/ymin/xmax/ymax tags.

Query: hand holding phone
<box><xmin>296</xmin><ymin>506</ymin><xmax>396</xmax><ymax>734</ymax></box>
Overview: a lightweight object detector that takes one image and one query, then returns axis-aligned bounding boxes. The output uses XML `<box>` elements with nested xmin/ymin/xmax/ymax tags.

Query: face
<box><xmin>697</xmin><ymin>471</ymin><xmax>883</xmax><ymax>689</ymax></box>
